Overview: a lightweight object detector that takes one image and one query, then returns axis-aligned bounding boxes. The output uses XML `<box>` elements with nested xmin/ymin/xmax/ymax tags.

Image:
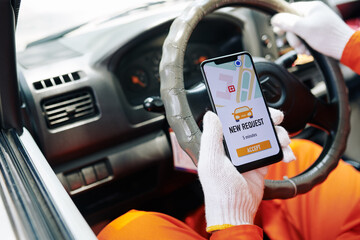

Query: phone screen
<box><xmin>201</xmin><ymin>52</ymin><xmax>282</xmax><ymax>172</ymax></box>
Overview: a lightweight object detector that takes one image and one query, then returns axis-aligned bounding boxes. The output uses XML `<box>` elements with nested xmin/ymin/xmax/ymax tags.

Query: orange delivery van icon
<box><xmin>232</xmin><ymin>106</ymin><xmax>253</xmax><ymax>122</ymax></box>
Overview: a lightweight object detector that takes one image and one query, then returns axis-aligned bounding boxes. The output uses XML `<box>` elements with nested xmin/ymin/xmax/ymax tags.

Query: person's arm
<box><xmin>271</xmin><ymin>1</ymin><xmax>360</xmax><ymax>74</ymax></box>
<box><xmin>198</xmin><ymin>109</ymin><xmax>295</xmax><ymax>239</ymax></box>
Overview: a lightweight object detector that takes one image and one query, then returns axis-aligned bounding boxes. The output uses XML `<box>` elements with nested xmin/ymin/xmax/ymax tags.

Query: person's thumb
<box><xmin>271</xmin><ymin>13</ymin><xmax>302</xmax><ymax>35</ymax></box>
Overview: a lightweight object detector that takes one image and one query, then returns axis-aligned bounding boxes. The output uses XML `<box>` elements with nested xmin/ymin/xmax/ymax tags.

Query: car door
<box><xmin>0</xmin><ymin>0</ymin><xmax>96</xmax><ymax>239</ymax></box>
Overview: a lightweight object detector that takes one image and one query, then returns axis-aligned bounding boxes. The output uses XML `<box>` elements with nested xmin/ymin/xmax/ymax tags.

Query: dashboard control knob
<box><xmin>261</xmin><ymin>34</ymin><xmax>273</xmax><ymax>48</ymax></box>
<box><xmin>143</xmin><ymin>96</ymin><xmax>165</xmax><ymax>113</ymax></box>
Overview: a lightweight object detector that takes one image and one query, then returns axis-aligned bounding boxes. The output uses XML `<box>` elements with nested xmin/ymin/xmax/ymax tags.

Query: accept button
<box><xmin>236</xmin><ymin>140</ymin><xmax>271</xmax><ymax>157</ymax></box>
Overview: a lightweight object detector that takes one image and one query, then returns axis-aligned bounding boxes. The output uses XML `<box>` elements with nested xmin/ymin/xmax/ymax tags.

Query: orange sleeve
<box><xmin>340</xmin><ymin>31</ymin><xmax>360</xmax><ymax>74</ymax></box>
<box><xmin>210</xmin><ymin>225</ymin><xmax>263</xmax><ymax>240</ymax></box>
<box><xmin>98</xmin><ymin>210</ymin><xmax>263</xmax><ymax>240</ymax></box>
<box><xmin>97</xmin><ymin>210</ymin><xmax>208</xmax><ymax>240</ymax></box>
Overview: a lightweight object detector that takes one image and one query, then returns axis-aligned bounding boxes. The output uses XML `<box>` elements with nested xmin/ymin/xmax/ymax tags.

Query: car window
<box><xmin>15</xmin><ymin>0</ymin><xmax>158</xmax><ymax>51</ymax></box>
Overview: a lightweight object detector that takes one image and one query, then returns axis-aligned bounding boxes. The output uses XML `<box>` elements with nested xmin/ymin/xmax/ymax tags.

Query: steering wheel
<box><xmin>160</xmin><ymin>0</ymin><xmax>350</xmax><ymax>199</ymax></box>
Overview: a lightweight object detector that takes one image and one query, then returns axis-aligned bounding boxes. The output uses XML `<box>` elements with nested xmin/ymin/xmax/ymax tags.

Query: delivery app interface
<box><xmin>203</xmin><ymin>54</ymin><xmax>280</xmax><ymax>166</ymax></box>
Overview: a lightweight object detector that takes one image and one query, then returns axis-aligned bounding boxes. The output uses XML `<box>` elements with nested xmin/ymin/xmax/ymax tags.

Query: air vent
<box><xmin>33</xmin><ymin>71</ymin><xmax>84</xmax><ymax>90</ymax></box>
<box><xmin>42</xmin><ymin>89</ymin><xmax>98</xmax><ymax>129</ymax></box>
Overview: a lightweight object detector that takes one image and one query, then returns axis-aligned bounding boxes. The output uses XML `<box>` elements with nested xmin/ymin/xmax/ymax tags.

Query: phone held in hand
<box><xmin>200</xmin><ymin>52</ymin><xmax>283</xmax><ymax>173</ymax></box>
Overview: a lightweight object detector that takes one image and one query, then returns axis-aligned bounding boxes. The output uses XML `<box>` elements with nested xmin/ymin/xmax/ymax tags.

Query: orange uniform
<box><xmin>258</xmin><ymin>139</ymin><xmax>360</xmax><ymax>239</ymax></box>
<box><xmin>98</xmin><ymin>31</ymin><xmax>360</xmax><ymax>240</ymax></box>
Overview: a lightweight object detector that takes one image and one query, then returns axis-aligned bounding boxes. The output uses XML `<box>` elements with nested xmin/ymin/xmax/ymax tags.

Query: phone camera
<box><xmin>234</xmin><ymin>60</ymin><xmax>242</xmax><ymax>67</ymax></box>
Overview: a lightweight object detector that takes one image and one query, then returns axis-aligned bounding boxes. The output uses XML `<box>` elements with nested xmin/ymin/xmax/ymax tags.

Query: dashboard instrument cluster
<box><xmin>115</xmin><ymin>17</ymin><xmax>244</xmax><ymax>106</ymax></box>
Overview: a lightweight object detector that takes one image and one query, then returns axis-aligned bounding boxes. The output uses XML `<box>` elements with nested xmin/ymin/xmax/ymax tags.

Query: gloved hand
<box><xmin>271</xmin><ymin>1</ymin><xmax>355</xmax><ymax>60</ymax></box>
<box><xmin>198</xmin><ymin>108</ymin><xmax>295</xmax><ymax>233</ymax></box>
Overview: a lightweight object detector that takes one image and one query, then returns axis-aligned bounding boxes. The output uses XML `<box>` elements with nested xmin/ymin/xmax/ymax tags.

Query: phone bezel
<box><xmin>200</xmin><ymin>51</ymin><xmax>283</xmax><ymax>173</ymax></box>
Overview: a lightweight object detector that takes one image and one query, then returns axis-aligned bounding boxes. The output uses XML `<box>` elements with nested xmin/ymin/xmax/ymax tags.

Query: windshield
<box><xmin>15</xmin><ymin>0</ymin><xmax>161</xmax><ymax>51</ymax></box>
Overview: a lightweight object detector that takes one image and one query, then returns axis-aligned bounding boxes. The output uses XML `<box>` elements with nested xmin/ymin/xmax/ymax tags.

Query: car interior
<box><xmin>14</xmin><ymin>0</ymin><xmax>360</xmax><ymax>235</ymax></box>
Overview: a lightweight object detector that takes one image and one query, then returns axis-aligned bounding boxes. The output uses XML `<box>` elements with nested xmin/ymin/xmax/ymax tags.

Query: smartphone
<box><xmin>200</xmin><ymin>52</ymin><xmax>283</xmax><ymax>173</ymax></box>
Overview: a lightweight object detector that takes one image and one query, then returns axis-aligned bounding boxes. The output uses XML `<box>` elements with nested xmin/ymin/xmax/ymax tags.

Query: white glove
<box><xmin>271</xmin><ymin>1</ymin><xmax>355</xmax><ymax>60</ymax></box>
<box><xmin>198</xmin><ymin>108</ymin><xmax>295</xmax><ymax>233</ymax></box>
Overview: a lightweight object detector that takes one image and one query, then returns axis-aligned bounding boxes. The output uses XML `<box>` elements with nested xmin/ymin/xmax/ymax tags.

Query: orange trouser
<box><xmin>258</xmin><ymin>139</ymin><xmax>360</xmax><ymax>240</ymax></box>
<box><xmin>98</xmin><ymin>139</ymin><xmax>360</xmax><ymax>240</ymax></box>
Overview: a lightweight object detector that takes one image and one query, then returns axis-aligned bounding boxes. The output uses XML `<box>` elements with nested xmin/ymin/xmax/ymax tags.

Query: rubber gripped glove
<box><xmin>271</xmin><ymin>1</ymin><xmax>355</xmax><ymax>60</ymax></box>
<box><xmin>198</xmin><ymin>108</ymin><xmax>295</xmax><ymax>233</ymax></box>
